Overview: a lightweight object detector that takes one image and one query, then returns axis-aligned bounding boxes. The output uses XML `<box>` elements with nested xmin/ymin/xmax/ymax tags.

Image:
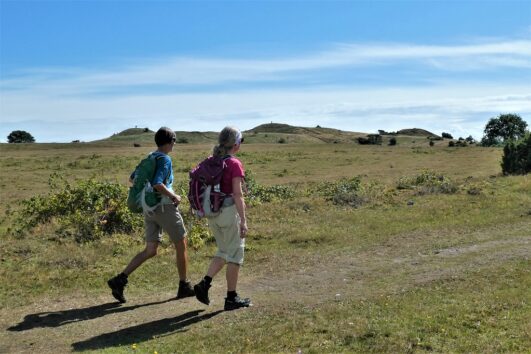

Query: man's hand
<box><xmin>171</xmin><ymin>194</ymin><xmax>181</xmax><ymax>206</ymax></box>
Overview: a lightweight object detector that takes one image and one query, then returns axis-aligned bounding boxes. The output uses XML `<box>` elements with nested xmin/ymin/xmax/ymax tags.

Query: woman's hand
<box><xmin>240</xmin><ymin>221</ymin><xmax>248</xmax><ymax>238</ymax></box>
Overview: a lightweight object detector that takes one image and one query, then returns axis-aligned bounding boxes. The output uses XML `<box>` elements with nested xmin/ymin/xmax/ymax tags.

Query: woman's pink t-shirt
<box><xmin>221</xmin><ymin>157</ymin><xmax>245</xmax><ymax>195</ymax></box>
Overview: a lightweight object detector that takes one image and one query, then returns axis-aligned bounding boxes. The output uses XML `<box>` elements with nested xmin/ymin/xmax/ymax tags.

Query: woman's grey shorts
<box><xmin>208</xmin><ymin>204</ymin><xmax>245</xmax><ymax>265</ymax></box>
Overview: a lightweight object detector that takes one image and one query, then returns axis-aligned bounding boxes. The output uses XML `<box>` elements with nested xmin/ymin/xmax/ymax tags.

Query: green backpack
<box><xmin>127</xmin><ymin>152</ymin><xmax>167</xmax><ymax>214</ymax></box>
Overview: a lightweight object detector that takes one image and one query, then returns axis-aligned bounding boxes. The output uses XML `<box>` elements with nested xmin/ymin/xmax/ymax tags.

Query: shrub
<box><xmin>429</xmin><ymin>140</ymin><xmax>435</xmax><ymax>147</ymax></box>
<box><xmin>244</xmin><ymin>169</ymin><xmax>296</xmax><ymax>204</ymax></box>
<box><xmin>15</xmin><ymin>174</ymin><xmax>142</xmax><ymax>242</ymax></box>
<box><xmin>501</xmin><ymin>133</ymin><xmax>530</xmax><ymax>175</ymax></box>
<box><xmin>397</xmin><ymin>170</ymin><xmax>458</xmax><ymax>195</ymax></box>
<box><xmin>358</xmin><ymin>135</ymin><xmax>382</xmax><ymax>145</ymax></box>
<box><xmin>465</xmin><ymin>135</ymin><xmax>476</xmax><ymax>144</ymax></box>
<box><xmin>389</xmin><ymin>137</ymin><xmax>397</xmax><ymax>146</ymax></box>
<box><xmin>312</xmin><ymin>177</ymin><xmax>365</xmax><ymax>207</ymax></box>
<box><xmin>448</xmin><ymin>141</ymin><xmax>455</xmax><ymax>147</ymax></box>
<box><xmin>176</xmin><ymin>137</ymin><xmax>189</xmax><ymax>144</ymax></box>
<box><xmin>278</xmin><ymin>137</ymin><xmax>287</xmax><ymax>144</ymax></box>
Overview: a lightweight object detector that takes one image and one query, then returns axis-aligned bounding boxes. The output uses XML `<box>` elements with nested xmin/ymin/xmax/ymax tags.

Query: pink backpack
<box><xmin>188</xmin><ymin>156</ymin><xmax>228</xmax><ymax>218</ymax></box>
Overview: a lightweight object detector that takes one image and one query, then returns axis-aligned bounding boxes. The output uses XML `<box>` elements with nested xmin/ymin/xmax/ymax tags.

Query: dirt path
<box><xmin>1</xmin><ymin>221</ymin><xmax>530</xmax><ymax>353</ymax></box>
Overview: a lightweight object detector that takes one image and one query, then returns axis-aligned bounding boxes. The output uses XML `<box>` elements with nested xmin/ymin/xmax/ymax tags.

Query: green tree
<box><xmin>481</xmin><ymin>114</ymin><xmax>528</xmax><ymax>146</ymax></box>
<box><xmin>441</xmin><ymin>132</ymin><xmax>453</xmax><ymax>139</ymax></box>
<box><xmin>7</xmin><ymin>130</ymin><xmax>35</xmax><ymax>143</ymax></box>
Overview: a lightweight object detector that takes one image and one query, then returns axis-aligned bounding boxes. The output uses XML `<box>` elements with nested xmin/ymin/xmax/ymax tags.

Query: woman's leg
<box><xmin>226</xmin><ymin>262</ymin><xmax>240</xmax><ymax>292</ymax></box>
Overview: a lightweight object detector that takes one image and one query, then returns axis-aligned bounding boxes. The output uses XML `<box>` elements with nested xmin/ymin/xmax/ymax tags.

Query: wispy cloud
<box><xmin>1</xmin><ymin>38</ymin><xmax>530</xmax><ymax>142</ymax></box>
<box><xmin>2</xmin><ymin>85</ymin><xmax>530</xmax><ymax>142</ymax></box>
<box><xmin>2</xmin><ymin>39</ymin><xmax>530</xmax><ymax>95</ymax></box>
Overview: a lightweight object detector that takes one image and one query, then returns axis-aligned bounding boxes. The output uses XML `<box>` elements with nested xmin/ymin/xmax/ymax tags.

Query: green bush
<box><xmin>15</xmin><ymin>174</ymin><xmax>142</xmax><ymax>242</ymax></box>
<box><xmin>501</xmin><ymin>133</ymin><xmax>530</xmax><ymax>175</ymax></box>
<box><xmin>397</xmin><ymin>170</ymin><xmax>458</xmax><ymax>195</ymax></box>
<box><xmin>244</xmin><ymin>170</ymin><xmax>296</xmax><ymax>204</ymax></box>
<box><xmin>312</xmin><ymin>177</ymin><xmax>365</xmax><ymax>207</ymax></box>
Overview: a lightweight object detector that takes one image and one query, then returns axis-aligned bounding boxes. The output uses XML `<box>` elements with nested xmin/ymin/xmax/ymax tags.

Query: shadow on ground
<box><xmin>8</xmin><ymin>298</ymin><xmax>175</xmax><ymax>331</ymax></box>
<box><xmin>71</xmin><ymin>309</ymin><xmax>223</xmax><ymax>351</ymax></box>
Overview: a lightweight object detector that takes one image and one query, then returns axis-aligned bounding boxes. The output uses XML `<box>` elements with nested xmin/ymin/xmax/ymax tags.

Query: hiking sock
<box><xmin>204</xmin><ymin>276</ymin><xmax>213</xmax><ymax>286</ymax></box>
<box><xmin>227</xmin><ymin>291</ymin><xmax>237</xmax><ymax>300</ymax></box>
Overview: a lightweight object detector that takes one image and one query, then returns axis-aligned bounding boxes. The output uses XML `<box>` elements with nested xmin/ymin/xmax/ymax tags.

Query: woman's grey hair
<box><xmin>213</xmin><ymin>126</ymin><xmax>241</xmax><ymax>157</ymax></box>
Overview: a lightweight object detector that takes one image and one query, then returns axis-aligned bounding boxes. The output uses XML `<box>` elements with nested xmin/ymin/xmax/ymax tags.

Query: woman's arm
<box><xmin>232</xmin><ymin>176</ymin><xmax>247</xmax><ymax>238</ymax></box>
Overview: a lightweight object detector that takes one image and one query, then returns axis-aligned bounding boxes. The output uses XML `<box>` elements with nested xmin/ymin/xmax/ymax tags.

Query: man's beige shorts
<box><xmin>144</xmin><ymin>204</ymin><xmax>187</xmax><ymax>243</ymax></box>
<box><xmin>208</xmin><ymin>204</ymin><xmax>245</xmax><ymax>265</ymax></box>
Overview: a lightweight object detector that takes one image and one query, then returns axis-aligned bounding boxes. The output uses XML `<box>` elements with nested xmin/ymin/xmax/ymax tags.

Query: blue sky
<box><xmin>1</xmin><ymin>1</ymin><xmax>530</xmax><ymax>142</ymax></box>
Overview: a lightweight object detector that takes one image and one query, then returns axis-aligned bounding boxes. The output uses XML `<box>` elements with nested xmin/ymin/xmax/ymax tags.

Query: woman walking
<box><xmin>194</xmin><ymin>126</ymin><xmax>251</xmax><ymax>310</ymax></box>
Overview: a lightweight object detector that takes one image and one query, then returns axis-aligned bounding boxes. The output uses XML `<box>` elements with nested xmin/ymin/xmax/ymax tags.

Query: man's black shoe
<box><xmin>176</xmin><ymin>280</ymin><xmax>195</xmax><ymax>299</ymax></box>
<box><xmin>193</xmin><ymin>279</ymin><xmax>211</xmax><ymax>305</ymax></box>
<box><xmin>224</xmin><ymin>296</ymin><xmax>252</xmax><ymax>311</ymax></box>
<box><xmin>107</xmin><ymin>274</ymin><xmax>128</xmax><ymax>303</ymax></box>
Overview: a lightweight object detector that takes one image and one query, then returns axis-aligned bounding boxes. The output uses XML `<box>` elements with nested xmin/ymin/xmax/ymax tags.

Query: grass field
<box><xmin>0</xmin><ymin>137</ymin><xmax>529</xmax><ymax>353</ymax></box>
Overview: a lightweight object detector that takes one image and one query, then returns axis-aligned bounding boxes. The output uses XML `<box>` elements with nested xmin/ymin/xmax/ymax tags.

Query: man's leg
<box><xmin>175</xmin><ymin>236</ymin><xmax>197</xmax><ymax>299</ymax></box>
<box><xmin>123</xmin><ymin>241</ymin><xmax>159</xmax><ymax>275</ymax></box>
<box><xmin>108</xmin><ymin>241</ymin><xmax>159</xmax><ymax>303</ymax></box>
<box><xmin>173</xmin><ymin>237</ymin><xmax>188</xmax><ymax>281</ymax></box>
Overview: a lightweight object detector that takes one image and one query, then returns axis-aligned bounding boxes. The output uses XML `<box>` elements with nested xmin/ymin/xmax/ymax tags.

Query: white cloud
<box><xmin>1</xmin><ymin>39</ymin><xmax>530</xmax><ymax>95</ymax></box>
<box><xmin>1</xmin><ymin>85</ymin><xmax>529</xmax><ymax>142</ymax></box>
<box><xmin>1</xmin><ymin>38</ymin><xmax>530</xmax><ymax>142</ymax></box>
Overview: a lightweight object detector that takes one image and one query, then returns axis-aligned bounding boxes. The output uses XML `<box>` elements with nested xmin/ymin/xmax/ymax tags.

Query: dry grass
<box><xmin>0</xmin><ymin>140</ymin><xmax>529</xmax><ymax>353</ymax></box>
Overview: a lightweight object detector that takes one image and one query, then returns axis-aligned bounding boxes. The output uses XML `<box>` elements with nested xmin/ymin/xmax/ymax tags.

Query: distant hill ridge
<box><xmin>103</xmin><ymin>123</ymin><xmax>437</xmax><ymax>144</ymax></box>
<box><xmin>396</xmin><ymin>128</ymin><xmax>438</xmax><ymax>137</ymax></box>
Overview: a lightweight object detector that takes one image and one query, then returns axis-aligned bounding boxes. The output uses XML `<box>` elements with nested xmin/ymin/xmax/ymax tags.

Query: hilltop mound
<box><xmin>114</xmin><ymin>128</ymin><xmax>154</xmax><ymax>136</ymax></box>
<box><xmin>248</xmin><ymin>123</ymin><xmax>300</xmax><ymax>134</ymax></box>
<box><xmin>246</xmin><ymin>123</ymin><xmax>364</xmax><ymax>143</ymax></box>
<box><xmin>97</xmin><ymin>124</ymin><xmax>439</xmax><ymax>145</ymax></box>
<box><xmin>396</xmin><ymin>128</ymin><xmax>438</xmax><ymax>137</ymax></box>
<box><xmin>100</xmin><ymin>128</ymin><xmax>217</xmax><ymax>145</ymax></box>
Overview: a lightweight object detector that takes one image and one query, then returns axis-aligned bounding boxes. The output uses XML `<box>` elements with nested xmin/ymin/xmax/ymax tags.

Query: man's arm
<box><xmin>153</xmin><ymin>184</ymin><xmax>181</xmax><ymax>205</ymax></box>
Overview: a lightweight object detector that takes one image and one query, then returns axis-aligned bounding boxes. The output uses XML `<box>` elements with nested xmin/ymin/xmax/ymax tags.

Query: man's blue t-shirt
<box><xmin>151</xmin><ymin>152</ymin><xmax>173</xmax><ymax>189</ymax></box>
<box><xmin>130</xmin><ymin>151</ymin><xmax>173</xmax><ymax>189</ymax></box>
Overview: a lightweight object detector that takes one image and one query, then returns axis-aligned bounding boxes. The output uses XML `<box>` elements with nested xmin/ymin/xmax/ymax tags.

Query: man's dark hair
<box><xmin>154</xmin><ymin>127</ymin><xmax>176</xmax><ymax>147</ymax></box>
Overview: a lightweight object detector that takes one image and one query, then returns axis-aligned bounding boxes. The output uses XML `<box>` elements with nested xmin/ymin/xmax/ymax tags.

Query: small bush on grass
<box><xmin>397</xmin><ymin>170</ymin><xmax>458</xmax><ymax>195</ymax></box>
<box><xmin>14</xmin><ymin>174</ymin><xmax>143</xmax><ymax>242</ymax></box>
<box><xmin>244</xmin><ymin>169</ymin><xmax>297</xmax><ymax>205</ymax></box>
<box><xmin>311</xmin><ymin>177</ymin><xmax>366</xmax><ymax>207</ymax></box>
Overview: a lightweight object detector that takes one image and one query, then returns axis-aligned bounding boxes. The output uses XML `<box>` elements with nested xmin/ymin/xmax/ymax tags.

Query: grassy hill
<box><xmin>97</xmin><ymin>123</ymin><xmax>443</xmax><ymax>147</ymax></box>
<box><xmin>245</xmin><ymin>123</ymin><xmax>366</xmax><ymax>144</ymax></box>
<box><xmin>100</xmin><ymin>128</ymin><xmax>218</xmax><ymax>146</ymax></box>
<box><xmin>396</xmin><ymin>128</ymin><xmax>439</xmax><ymax>138</ymax></box>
